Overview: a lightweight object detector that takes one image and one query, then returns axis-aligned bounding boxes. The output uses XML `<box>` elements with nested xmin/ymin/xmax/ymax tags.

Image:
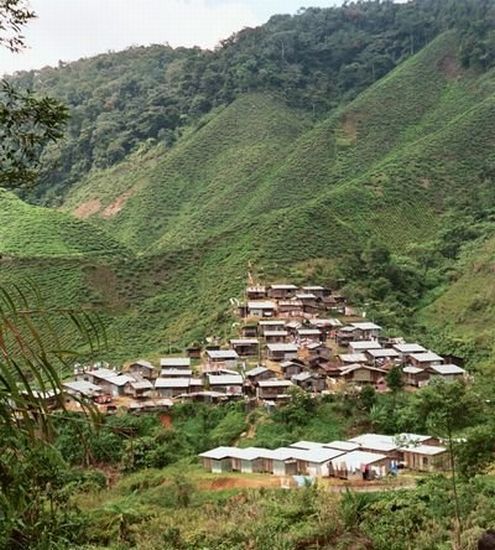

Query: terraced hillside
<box><xmin>0</xmin><ymin>189</ymin><xmax>127</xmax><ymax>258</ymax></box>
<box><xmin>1</xmin><ymin>30</ymin><xmax>495</xmax><ymax>362</ymax></box>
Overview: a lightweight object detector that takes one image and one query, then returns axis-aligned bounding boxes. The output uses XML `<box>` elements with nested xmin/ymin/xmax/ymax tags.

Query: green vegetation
<box><xmin>1</xmin><ymin>19</ymin><xmax>495</xmax><ymax>362</ymax></box>
<box><xmin>3</xmin><ymin>380</ymin><xmax>495</xmax><ymax>549</ymax></box>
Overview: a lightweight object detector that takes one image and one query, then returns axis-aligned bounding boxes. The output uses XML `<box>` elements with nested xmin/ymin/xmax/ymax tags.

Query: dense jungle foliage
<box><xmin>8</xmin><ymin>0</ymin><xmax>495</xmax><ymax>203</ymax></box>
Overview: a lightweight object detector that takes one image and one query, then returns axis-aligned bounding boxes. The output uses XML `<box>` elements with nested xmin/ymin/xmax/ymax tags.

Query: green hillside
<box><xmin>0</xmin><ymin>189</ymin><xmax>127</xmax><ymax>258</ymax></box>
<box><xmin>1</xmin><ymin>15</ymin><xmax>495</xmax><ymax>362</ymax></box>
<box><xmin>35</xmin><ymin>30</ymin><xmax>494</xmax><ymax>359</ymax></box>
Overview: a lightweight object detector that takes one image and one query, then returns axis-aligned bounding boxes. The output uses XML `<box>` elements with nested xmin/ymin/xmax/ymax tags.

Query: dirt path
<box><xmin>197</xmin><ymin>475</ymin><xmax>415</xmax><ymax>493</ymax></box>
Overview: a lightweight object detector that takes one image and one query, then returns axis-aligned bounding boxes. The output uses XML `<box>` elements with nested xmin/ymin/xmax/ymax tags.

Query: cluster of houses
<box><xmin>199</xmin><ymin>432</ymin><xmax>450</xmax><ymax>480</ymax></box>
<box><xmin>56</xmin><ymin>281</ymin><xmax>467</xmax><ymax>412</ymax></box>
<box><xmin>239</xmin><ymin>284</ymin><xmax>347</xmax><ymax>319</ymax></box>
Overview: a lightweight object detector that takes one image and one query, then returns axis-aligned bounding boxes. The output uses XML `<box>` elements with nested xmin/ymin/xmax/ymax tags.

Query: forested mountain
<box><xmin>1</xmin><ymin>0</ymin><xmax>495</xmax><ymax>363</ymax></box>
<box><xmin>9</xmin><ymin>0</ymin><xmax>495</xmax><ymax>204</ymax></box>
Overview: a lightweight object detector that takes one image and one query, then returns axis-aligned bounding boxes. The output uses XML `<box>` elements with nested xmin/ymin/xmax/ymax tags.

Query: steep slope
<box><xmin>64</xmin><ymin>94</ymin><xmax>312</xmax><ymax>252</ymax></box>
<box><xmin>55</xmin><ymin>32</ymin><xmax>495</xmax><ymax>358</ymax></box>
<box><xmin>2</xmin><ymin>30</ymin><xmax>495</xmax><ymax>360</ymax></box>
<box><xmin>0</xmin><ymin>189</ymin><xmax>127</xmax><ymax>258</ymax></box>
<box><xmin>419</xmin><ymin>235</ymin><xmax>495</xmax><ymax>367</ymax></box>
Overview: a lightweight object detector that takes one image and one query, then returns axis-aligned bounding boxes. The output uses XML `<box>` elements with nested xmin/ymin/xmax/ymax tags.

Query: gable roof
<box><xmin>392</xmin><ymin>343</ymin><xmax>426</xmax><ymax>354</ymax></box>
<box><xmin>366</xmin><ymin>348</ymin><xmax>400</xmax><ymax>358</ymax></box>
<box><xmin>350</xmin><ymin>322</ymin><xmax>382</xmax><ymax>331</ymax></box>
<box><xmin>206</xmin><ymin>349</ymin><xmax>239</xmax><ymax>360</ymax></box>
<box><xmin>246</xmin><ymin>366</ymin><xmax>270</xmax><ymax>378</ymax></box>
<box><xmin>155</xmin><ymin>378</ymin><xmax>191</xmax><ymax>388</ymax></box>
<box><xmin>340</xmin><ymin>364</ymin><xmax>387</xmax><ymax>376</ymax></box>
<box><xmin>331</xmin><ymin>450</ymin><xmax>388</xmax><ymax>469</ymax></box>
<box><xmin>160</xmin><ymin>357</ymin><xmax>191</xmax><ymax>368</ymax></box>
<box><xmin>207</xmin><ymin>374</ymin><xmax>243</xmax><ymax>385</ymax></box>
<box><xmin>338</xmin><ymin>353</ymin><xmax>368</xmax><ymax>364</ymax></box>
<box><xmin>266</xmin><ymin>343</ymin><xmax>298</xmax><ymax>352</ymax></box>
<box><xmin>324</xmin><ymin>440</ymin><xmax>360</xmax><ymax>452</ymax></box>
<box><xmin>400</xmin><ymin>444</ymin><xmax>447</xmax><ymax>456</ymax></box>
<box><xmin>160</xmin><ymin>368</ymin><xmax>193</xmax><ymax>377</ymax></box>
<box><xmin>428</xmin><ymin>364</ymin><xmax>466</xmax><ymax>375</ymax></box>
<box><xmin>258</xmin><ymin>379</ymin><xmax>293</xmax><ymax>388</ymax></box>
<box><xmin>130</xmin><ymin>359</ymin><xmax>154</xmax><ymax>369</ymax></box>
<box><xmin>248</xmin><ymin>301</ymin><xmax>276</xmax><ymax>309</ymax></box>
<box><xmin>230</xmin><ymin>338</ymin><xmax>259</xmax><ymax>345</ymax></box>
<box><xmin>349</xmin><ymin>340</ymin><xmax>382</xmax><ymax>351</ymax></box>
<box><xmin>409</xmin><ymin>351</ymin><xmax>444</xmax><ymax>363</ymax></box>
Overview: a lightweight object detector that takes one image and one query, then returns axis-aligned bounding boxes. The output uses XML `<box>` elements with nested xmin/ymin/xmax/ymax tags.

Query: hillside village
<box><xmin>54</xmin><ymin>281</ymin><xmax>468</xmax><ymax>417</ymax></box>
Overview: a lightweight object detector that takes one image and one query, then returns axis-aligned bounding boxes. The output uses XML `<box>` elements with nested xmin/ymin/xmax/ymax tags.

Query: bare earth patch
<box><xmin>102</xmin><ymin>189</ymin><xmax>135</xmax><ymax>218</ymax></box>
<box><xmin>438</xmin><ymin>54</ymin><xmax>463</xmax><ymax>80</ymax></box>
<box><xmin>341</xmin><ymin>112</ymin><xmax>360</xmax><ymax>143</ymax></box>
<box><xmin>73</xmin><ymin>198</ymin><xmax>102</xmax><ymax>219</ymax></box>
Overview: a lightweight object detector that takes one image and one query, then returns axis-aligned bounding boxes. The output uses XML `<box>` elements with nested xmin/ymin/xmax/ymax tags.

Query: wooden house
<box><xmin>257</xmin><ymin>379</ymin><xmax>293</xmax><ymax>400</ymax></box>
<box><xmin>186</xmin><ymin>344</ymin><xmax>202</xmax><ymax>359</ymax></box>
<box><xmin>266</xmin><ymin>343</ymin><xmax>298</xmax><ymax>362</ymax></box>
<box><xmin>285</xmin><ymin>320</ymin><xmax>302</xmax><ymax>335</ymax></box>
<box><xmin>205</xmin><ymin>349</ymin><xmax>239</xmax><ymax>370</ymax></box>
<box><xmin>126</xmin><ymin>379</ymin><xmax>154</xmax><ymax>399</ymax></box>
<box><xmin>277</xmin><ymin>300</ymin><xmax>303</xmax><ymax>316</ymax></box>
<box><xmin>155</xmin><ymin>377</ymin><xmax>191</xmax><ymax>398</ymax></box>
<box><xmin>160</xmin><ymin>368</ymin><xmax>193</xmax><ymax>378</ymax></box>
<box><xmin>292</xmin><ymin>371</ymin><xmax>326</xmax><ymax>393</ymax></box>
<box><xmin>338</xmin><ymin>353</ymin><xmax>368</xmax><ymax>366</ymax></box>
<box><xmin>365</xmin><ymin>348</ymin><xmax>401</xmax><ymax>367</ymax></box>
<box><xmin>306</xmin><ymin>342</ymin><xmax>331</xmax><ymax>362</ymax></box>
<box><xmin>240</xmin><ymin>323</ymin><xmax>258</xmax><ymax>338</ymax></box>
<box><xmin>160</xmin><ymin>357</ymin><xmax>191</xmax><ymax>371</ymax></box>
<box><xmin>309</xmin><ymin>318</ymin><xmax>342</xmax><ymax>338</ymax></box>
<box><xmin>340</xmin><ymin>364</ymin><xmax>387</xmax><ymax>385</ymax></box>
<box><xmin>267</xmin><ymin>284</ymin><xmax>298</xmax><ymax>299</ymax></box>
<box><xmin>207</xmin><ymin>373</ymin><xmax>243</xmax><ymax>395</ymax></box>
<box><xmin>295</xmin><ymin>292</ymin><xmax>319</xmax><ymax>310</ymax></box>
<box><xmin>296</xmin><ymin>328</ymin><xmax>322</xmax><ymax>342</ymax></box>
<box><xmin>301</xmin><ymin>286</ymin><xmax>329</xmax><ymax>298</ymax></box>
<box><xmin>246</xmin><ymin>286</ymin><xmax>266</xmax><ymax>300</ymax></box>
<box><xmin>392</xmin><ymin>343</ymin><xmax>426</xmax><ymax>362</ymax></box>
<box><xmin>258</xmin><ymin>319</ymin><xmax>286</xmax><ymax>335</ymax></box>
<box><xmin>427</xmin><ymin>364</ymin><xmax>466</xmax><ymax>381</ymax></box>
<box><xmin>247</xmin><ymin>301</ymin><xmax>277</xmax><ymax>318</ymax></box>
<box><xmin>63</xmin><ymin>380</ymin><xmax>103</xmax><ymax>400</ymax></box>
<box><xmin>400</xmin><ymin>444</ymin><xmax>449</xmax><ymax>472</ymax></box>
<box><xmin>408</xmin><ymin>351</ymin><xmax>444</xmax><ymax>369</ymax></box>
<box><xmin>230</xmin><ymin>338</ymin><xmax>259</xmax><ymax>357</ymax></box>
<box><xmin>264</xmin><ymin>330</ymin><xmax>288</xmax><ymax>343</ymax></box>
<box><xmin>350</xmin><ymin>322</ymin><xmax>382</xmax><ymax>341</ymax></box>
<box><xmin>87</xmin><ymin>369</ymin><xmax>135</xmax><ymax>397</ymax></box>
<box><xmin>402</xmin><ymin>365</ymin><xmax>428</xmax><ymax>387</ymax></box>
<box><xmin>128</xmin><ymin>360</ymin><xmax>157</xmax><ymax>380</ymax></box>
<box><xmin>336</xmin><ymin>326</ymin><xmax>357</xmax><ymax>346</ymax></box>
<box><xmin>245</xmin><ymin>366</ymin><xmax>274</xmax><ymax>384</ymax></box>
<box><xmin>348</xmin><ymin>340</ymin><xmax>382</xmax><ymax>354</ymax></box>
<box><xmin>280</xmin><ymin>360</ymin><xmax>304</xmax><ymax>379</ymax></box>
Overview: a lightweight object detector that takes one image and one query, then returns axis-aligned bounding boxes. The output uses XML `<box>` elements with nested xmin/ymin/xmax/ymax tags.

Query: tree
<box><xmin>410</xmin><ymin>380</ymin><xmax>483</xmax><ymax>548</ymax></box>
<box><xmin>386</xmin><ymin>366</ymin><xmax>404</xmax><ymax>393</ymax></box>
<box><xmin>1</xmin><ymin>2</ymin><xmax>68</xmax><ymax>188</ymax></box>
<box><xmin>0</xmin><ymin>5</ymin><xmax>94</xmax><ymax>545</ymax></box>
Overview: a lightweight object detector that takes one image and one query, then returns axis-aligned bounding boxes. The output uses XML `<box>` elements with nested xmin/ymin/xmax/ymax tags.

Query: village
<box><xmin>57</xmin><ymin>281</ymin><xmax>467</xmax><ymax>415</ymax></box>
<box><xmin>38</xmin><ymin>280</ymin><xmax>467</xmax><ymax>482</ymax></box>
